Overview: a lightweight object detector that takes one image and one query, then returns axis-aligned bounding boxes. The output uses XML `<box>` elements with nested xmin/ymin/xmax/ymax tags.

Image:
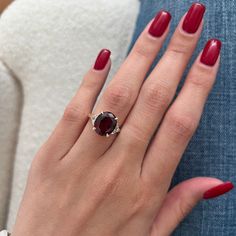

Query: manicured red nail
<box><xmin>149</xmin><ymin>11</ymin><xmax>172</xmax><ymax>37</ymax></box>
<box><xmin>94</xmin><ymin>49</ymin><xmax>111</xmax><ymax>70</ymax></box>
<box><xmin>200</xmin><ymin>39</ymin><xmax>222</xmax><ymax>66</ymax></box>
<box><xmin>203</xmin><ymin>182</ymin><xmax>234</xmax><ymax>200</ymax></box>
<box><xmin>182</xmin><ymin>3</ymin><xmax>206</xmax><ymax>33</ymax></box>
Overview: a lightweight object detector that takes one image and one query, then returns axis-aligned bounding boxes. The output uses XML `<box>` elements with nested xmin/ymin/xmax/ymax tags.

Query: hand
<box><xmin>11</xmin><ymin>3</ymin><xmax>233</xmax><ymax>236</ymax></box>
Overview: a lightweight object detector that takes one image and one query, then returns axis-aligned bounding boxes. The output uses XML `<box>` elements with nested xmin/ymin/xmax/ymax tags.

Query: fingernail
<box><xmin>203</xmin><ymin>182</ymin><xmax>234</xmax><ymax>200</ymax></box>
<box><xmin>200</xmin><ymin>39</ymin><xmax>222</xmax><ymax>66</ymax></box>
<box><xmin>149</xmin><ymin>10</ymin><xmax>172</xmax><ymax>37</ymax></box>
<box><xmin>94</xmin><ymin>49</ymin><xmax>111</xmax><ymax>70</ymax></box>
<box><xmin>182</xmin><ymin>3</ymin><xmax>206</xmax><ymax>34</ymax></box>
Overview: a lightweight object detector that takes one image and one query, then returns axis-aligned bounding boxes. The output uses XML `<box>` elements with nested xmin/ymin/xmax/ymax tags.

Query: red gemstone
<box><xmin>94</xmin><ymin>112</ymin><xmax>117</xmax><ymax>136</ymax></box>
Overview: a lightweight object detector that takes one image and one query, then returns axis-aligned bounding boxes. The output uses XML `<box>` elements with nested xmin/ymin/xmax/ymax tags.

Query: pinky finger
<box><xmin>150</xmin><ymin>177</ymin><xmax>234</xmax><ymax>236</ymax></box>
<box><xmin>36</xmin><ymin>49</ymin><xmax>111</xmax><ymax>162</ymax></box>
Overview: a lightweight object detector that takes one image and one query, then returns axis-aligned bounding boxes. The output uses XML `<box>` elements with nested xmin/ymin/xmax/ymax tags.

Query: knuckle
<box><xmin>63</xmin><ymin>104</ymin><xmax>85</xmax><ymax>122</ymax></box>
<box><xmin>133</xmin><ymin>40</ymin><xmax>153</xmax><ymax>59</ymax></box>
<box><xmin>188</xmin><ymin>67</ymin><xmax>215</xmax><ymax>90</ymax></box>
<box><xmin>167</xmin><ymin>34</ymin><xmax>196</xmax><ymax>56</ymax></box>
<box><xmin>167</xmin><ymin>45</ymin><xmax>189</xmax><ymax>56</ymax></box>
<box><xmin>166</xmin><ymin>112</ymin><xmax>197</xmax><ymax>139</ymax></box>
<box><xmin>81</xmin><ymin>76</ymin><xmax>101</xmax><ymax>91</ymax></box>
<box><xmin>81</xmin><ymin>74</ymin><xmax>103</xmax><ymax>90</ymax></box>
<box><xmin>188</xmin><ymin>75</ymin><xmax>212</xmax><ymax>90</ymax></box>
<box><xmin>104</xmin><ymin>85</ymin><xmax>133</xmax><ymax>108</ymax></box>
<box><xmin>142</xmin><ymin>83</ymin><xmax>172</xmax><ymax>111</ymax></box>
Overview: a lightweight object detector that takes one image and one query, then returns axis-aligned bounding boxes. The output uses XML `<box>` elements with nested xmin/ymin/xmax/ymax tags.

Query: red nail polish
<box><xmin>149</xmin><ymin>11</ymin><xmax>172</xmax><ymax>37</ymax></box>
<box><xmin>200</xmin><ymin>39</ymin><xmax>222</xmax><ymax>66</ymax></box>
<box><xmin>94</xmin><ymin>49</ymin><xmax>111</xmax><ymax>70</ymax></box>
<box><xmin>182</xmin><ymin>3</ymin><xmax>206</xmax><ymax>33</ymax></box>
<box><xmin>203</xmin><ymin>182</ymin><xmax>234</xmax><ymax>200</ymax></box>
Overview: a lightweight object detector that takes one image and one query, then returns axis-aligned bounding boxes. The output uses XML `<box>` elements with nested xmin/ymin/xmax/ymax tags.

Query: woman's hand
<box><xmin>11</xmin><ymin>3</ymin><xmax>233</xmax><ymax>236</ymax></box>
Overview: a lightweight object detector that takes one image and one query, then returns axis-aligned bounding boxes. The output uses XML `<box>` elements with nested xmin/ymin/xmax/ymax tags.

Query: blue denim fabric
<box><xmin>128</xmin><ymin>1</ymin><xmax>236</xmax><ymax>235</ymax></box>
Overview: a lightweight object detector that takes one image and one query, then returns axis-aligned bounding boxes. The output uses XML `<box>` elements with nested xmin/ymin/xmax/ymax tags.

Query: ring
<box><xmin>89</xmin><ymin>111</ymin><xmax>121</xmax><ymax>137</ymax></box>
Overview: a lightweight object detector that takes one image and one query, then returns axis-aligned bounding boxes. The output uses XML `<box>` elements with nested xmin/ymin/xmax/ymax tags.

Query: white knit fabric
<box><xmin>0</xmin><ymin>230</ymin><xmax>9</xmax><ymax>236</ymax></box>
<box><xmin>0</xmin><ymin>0</ymin><xmax>139</xmax><ymax>230</ymax></box>
<box><xmin>0</xmin><ymin>61</ymin><xmax>21</xmax><ymax>228</ymax></box>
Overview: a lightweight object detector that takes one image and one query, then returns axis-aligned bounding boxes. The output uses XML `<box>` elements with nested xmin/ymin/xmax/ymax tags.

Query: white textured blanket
<box><xmin>0</xmin><ymin>0</ymin><xmax>139</xmax><ymax>229</ymax></box>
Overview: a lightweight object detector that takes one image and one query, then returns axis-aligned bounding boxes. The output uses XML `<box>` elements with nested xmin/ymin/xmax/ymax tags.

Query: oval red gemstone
<box><xmin>94</xmin><ymin>112</ymin><xmax>117</xmax><ymax>136</ymax></box>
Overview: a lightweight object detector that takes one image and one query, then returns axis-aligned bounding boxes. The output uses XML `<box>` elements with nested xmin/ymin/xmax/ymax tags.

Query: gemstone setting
<box><xmin>92</xmin><ymin>112</ymin><xmax>119</xmax><ymax>136</ymax></box>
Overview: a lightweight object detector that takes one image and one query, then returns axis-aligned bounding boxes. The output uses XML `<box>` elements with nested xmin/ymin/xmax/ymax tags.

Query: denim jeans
<box><xmin>128</xmin><ymin>1</ymin><xmax>236</xmax><ymax>235</ymax></box>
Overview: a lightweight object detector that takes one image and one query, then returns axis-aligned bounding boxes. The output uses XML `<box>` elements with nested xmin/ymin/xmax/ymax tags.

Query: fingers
<box><xmin>68</xmin><ymin>11</ymin><xmax>172</xmax><ymax>161</ymax></box>
<box><xmin>143</xmin><ymin>39</ymin><xmax>221</xmax><ymax>185</ymax></box>
<box><xmin>112</xmin><ymin>3</ymin><xmax>205</xmax><ymax>159</ymax></box>
<box><xmin>36</xmin><ymin>49</ymin><xmax>111</xmax><ymax>162</ymax></box>
<box><xmin>150</xmin><ymin>178</ymin><xmax>234</xmax><ymax>236</ymax></box>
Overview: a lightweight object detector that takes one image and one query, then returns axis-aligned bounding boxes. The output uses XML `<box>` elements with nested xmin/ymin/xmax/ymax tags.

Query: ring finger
<box><xmin>68</xmin><ymin>10</ymin><xmax>172</xmax><ymax>161</ymax></box>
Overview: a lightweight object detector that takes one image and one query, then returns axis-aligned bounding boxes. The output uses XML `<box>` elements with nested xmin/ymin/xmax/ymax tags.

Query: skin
<box><xmin>0</xmin><ymin>0</ymin><xmax>12</xmax><ymax>12</ymax></box>
<box><xmin>11</xmin><ymin>9</ymin><xmax>223</xmax><ymax>236</ymax></box>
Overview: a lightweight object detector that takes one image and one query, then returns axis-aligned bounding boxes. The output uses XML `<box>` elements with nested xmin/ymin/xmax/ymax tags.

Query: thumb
<box><xmin>151</xmin><ymin>177</ymin><xmax>234</xmax><ymax>236</ymax></box>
